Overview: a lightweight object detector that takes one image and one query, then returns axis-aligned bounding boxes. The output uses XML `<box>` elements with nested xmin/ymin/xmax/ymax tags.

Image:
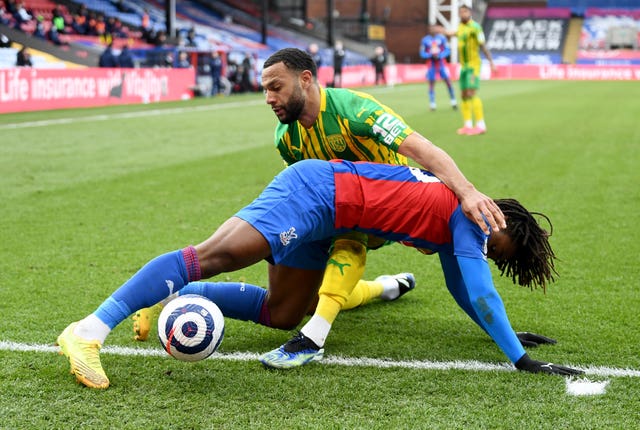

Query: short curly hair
<box><xmin>263</xmin><ymin>48</ymin><xmax>317</xmax><ymax>77</ymax></box>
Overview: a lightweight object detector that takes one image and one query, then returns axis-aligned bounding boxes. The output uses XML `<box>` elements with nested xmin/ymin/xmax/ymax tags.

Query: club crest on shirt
<box><xmin>327</xmin><ymin>134</ymin><xmax>347</xmax><ymax>153</ymax></box>
<box><xmin>280</xmin><ymin>227</ymin><xmax>298</xmax><ymax>246</ymax></box>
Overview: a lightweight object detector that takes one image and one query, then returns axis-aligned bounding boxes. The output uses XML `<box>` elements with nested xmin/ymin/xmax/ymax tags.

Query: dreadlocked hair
<box><xmin>494</xmin><ymin>199</ymin><xmax>558</xmax><ymax>292</ymax></box>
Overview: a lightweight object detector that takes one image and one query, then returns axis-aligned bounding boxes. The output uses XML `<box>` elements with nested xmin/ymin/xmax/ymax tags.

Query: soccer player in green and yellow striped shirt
<box><xmin>257</xmin><ymin>48</ymin><xmax>505</xmax><ymax>366</ymax></box>
<box><xmin>451</xmin><ymin>4</ymin><xmax>495</xmax><ymax>136</ymax></box>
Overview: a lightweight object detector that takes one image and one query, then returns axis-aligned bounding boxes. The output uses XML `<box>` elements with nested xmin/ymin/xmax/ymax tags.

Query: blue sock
<box><xmin>428</xmin><ymin>83</ymin><xmax>435</xmax><ymax>104</ymax></box>
<box><xmin>94</xmin><ymin>247</ymin><xmax>201</xmax><ymax>329</ymax></box>
<box><xmin>180</xmin><ymin>282</ymin><xmax>267</xmax><ymax>324</ymax></box>
<box><xmin>446</xmin><ymin>81</ymin><xmax>455</xmax><ymax>100</ymax></box>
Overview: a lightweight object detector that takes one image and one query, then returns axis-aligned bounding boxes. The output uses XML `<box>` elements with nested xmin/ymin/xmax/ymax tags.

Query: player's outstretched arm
<box><xmin>515</xmin><ymin>353</ymin><xmax>583</xmax><ymax>376</ymax></box>
<box><xmin>398</xmin><ymin>133</ymin><xmax>506</xmax><ymax>234</ymax></box>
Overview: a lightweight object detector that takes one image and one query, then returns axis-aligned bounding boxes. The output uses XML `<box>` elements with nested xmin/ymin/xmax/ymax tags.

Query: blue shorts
<box><xmin>235</xmin><ymin>160</ymin><xmax>337</xmax><ymax>270</ymax></box>
<box><xmin>427</xmin><ymin>59</ymin><xmax>450</xmax><ymax>82</ymax></box>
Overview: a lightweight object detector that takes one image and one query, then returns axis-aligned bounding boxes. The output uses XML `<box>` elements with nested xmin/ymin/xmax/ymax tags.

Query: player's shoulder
<box><xmin>325</xmin><ymin>86</ymin><xmax>364</xmax><ymax>101</ymax></box>
<box><xmin>274</xmin><ymin>121</ymin><xmax>293</xmax><ymax>142</ymax></box>
<box><xmin>325</xmin><ymin>87</ymin><xmax>383</xmax><ymax>115</ymax></box>
<box><xmin>470</xmin><ymin>20</ymin><xmax>483</xmax><ymax>32</ymax></box>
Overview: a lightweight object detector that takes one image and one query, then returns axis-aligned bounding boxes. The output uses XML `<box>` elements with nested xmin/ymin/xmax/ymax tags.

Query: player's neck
<box><xmin>299</xmin><ymin>85</ymin><xmax>321</xmax><ymax>129</ymax></box>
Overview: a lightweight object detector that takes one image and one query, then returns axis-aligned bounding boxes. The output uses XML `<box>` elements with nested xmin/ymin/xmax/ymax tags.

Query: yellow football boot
<box><xmin>132</xmin><ymin>303</ymin><xmax>163</xmax><ymax>341</ymax></box>
<box><xmin>56</xmin><ymin>322</ymin><xmax>109</xmax><ymax>389</ymax></box>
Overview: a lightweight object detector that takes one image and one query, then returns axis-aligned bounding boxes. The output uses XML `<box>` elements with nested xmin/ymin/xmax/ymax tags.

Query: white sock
<box><xmin>464</xmin><ymin>120</ymin><xmax>473</xmax><ymax>128</ymax></box>
<box><xmin>300</xmin><ymin>315</ymin><xmax>331</xmax><ymax>348</ymax></box>
<box><xmin>378</xmin><ymin>276</ymin><xmax>400</xmax><ymax>301</ymax></box>
<box><xmin>74</xmin><ymin>314</ymin><xmax>111</xmax><ymax>344</ymax></box>
<box><xmin>476</xmin><ymin>119</ymin><xmax>486</xmax><ymax>130</ymax></box>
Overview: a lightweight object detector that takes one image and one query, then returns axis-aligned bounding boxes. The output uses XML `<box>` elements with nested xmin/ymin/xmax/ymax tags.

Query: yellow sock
<box><xmin>471</xmin><ymin>96</ymin><xmax>484</xmax><ymax>123</ymax></box>
<box><xmin>315</xmin><ymin>235</ymin><xmax>367</xmax><ymax>324</ymax></box>
<box><xmin>342</xmin><ymin>280</ymin><xmax>384</xmax><ymax>310</ymax></box>
<box><xmin>461</xmin><ymin>98</ymin><xmax>472</xmax><ymax>125</ymax></box>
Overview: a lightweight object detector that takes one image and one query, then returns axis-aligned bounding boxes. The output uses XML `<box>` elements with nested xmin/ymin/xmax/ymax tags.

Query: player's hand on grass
<box><xmin>515</xmin><ymin>353</ymin><xmax>583</xmax><ymax>376</ymax></box>
<box><xmin>516</xmin><ymin>331</ymin><xmax>557</xmax><ymax>348</ymax></box>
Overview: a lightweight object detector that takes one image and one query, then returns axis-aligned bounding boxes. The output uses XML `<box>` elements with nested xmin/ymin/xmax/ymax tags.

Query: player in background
<box><xmin>446</xmin><ymin>4</ymin><xmax>496</xmax><ymax>135</ymax></box>
<box><xmin>56</xmin><ymin>159</ymin><xmax>582</xmax><ymax>388</ymax></box>
<box><xmin>420</xmin><ymin>25</ymin><xmax>457</xmax><ymax>111</ymax></box>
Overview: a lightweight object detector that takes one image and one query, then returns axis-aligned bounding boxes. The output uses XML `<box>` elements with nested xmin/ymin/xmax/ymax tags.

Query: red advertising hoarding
<box><xmin>0</xmin><ymin>67</ymin><xmax>195</xmax><ymax>114</ymax></box>
<box><xmin>317</xmin><ymin>63</ymin><xmax>640</xmax><ymax>87</ymax></box>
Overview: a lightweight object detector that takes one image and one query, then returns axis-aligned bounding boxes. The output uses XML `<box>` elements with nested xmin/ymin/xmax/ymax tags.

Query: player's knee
<box><xmin>265</xmin><ymin>300</ymin><xmax>307</xmax><ymax>329</ymax></box>
<box><xmin>197</xmin><ymin>250</ymin><xmax>239</xmax><ymax>278</ymax></box>
<box><xmin>333</xmin><ymin>239</ymin><xmax>366</xmax><ymax>255</ymax></box>
<box><xmin>268</xmin><ymin>311</ymin><xmax>303</xmax><ymax>330</ymax></box>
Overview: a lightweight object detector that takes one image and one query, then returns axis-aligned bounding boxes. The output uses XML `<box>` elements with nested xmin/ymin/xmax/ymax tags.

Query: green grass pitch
<box><xmin>1</xmin><ymin>80</ymin><xmax>639</xmax><ymax>429</ymax></box>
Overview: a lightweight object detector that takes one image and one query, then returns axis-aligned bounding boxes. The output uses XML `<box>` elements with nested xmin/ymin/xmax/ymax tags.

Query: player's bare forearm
<box><xmin>481</xmin><ymin>45</ymin><xmax>496</xmax><ymax>70</ymax></box>
<box><xmin>398</xmin><ymin>133</ymin><xmax>506</xmax><ymax>233</ymax></box>
<box><xmin>397</xmin><ymin>133</ymin><xmax>469</xmax><ymax>190</ymax></box>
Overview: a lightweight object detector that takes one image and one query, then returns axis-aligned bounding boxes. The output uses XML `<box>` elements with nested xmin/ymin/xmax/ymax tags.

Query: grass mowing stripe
<box><xmin>2</xmin><ymin>340</ymin><xmax>638</xmax><ymax>378</ymax></box>
<box><xmin>0</xmin><ymin>99</ymin><xmax>266</xmax><ymax>130</ymax></box>
<box><xmin>0</xmin><ymin>83</ymin><xmax>428</xmax><ymax>131</ymax></box>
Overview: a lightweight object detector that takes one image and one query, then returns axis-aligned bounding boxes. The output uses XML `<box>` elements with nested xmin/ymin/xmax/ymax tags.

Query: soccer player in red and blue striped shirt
<box><xmin>420</xmin><ymin>26</ymin><xmax>457</xmax><ymax>111</ymax></box>
<box><xmin>57</xmin><ymin>159</ymin><xmax>581</xmax><ymax>389</ymax></box>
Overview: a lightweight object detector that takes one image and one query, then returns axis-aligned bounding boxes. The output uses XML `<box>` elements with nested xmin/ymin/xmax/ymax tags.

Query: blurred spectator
<box><xmin>107</xmin><ymin>16</ymin><xmax>126</xmax><ymax>39</ymax></box>
<box><xmin>95</xmin><ymin>14</ymin><xmax>109</xmax><ymax>43</ymax></box>
<box><xmin>163</xmin><ymin>50</ymin><xmax>174</xmax><ymax>68</ymax></box>
<box><xmin>240</xmin><ymin>52</ymin><xmax>255</xmax><ymax>92</ymax></box>
<box><xmin>33</xmin><ymin>15</ymin><xmax>46</xmax><ymax>39</ymax></box>
<box><xmin>1</xmin><ymin>2</ymin><xmax>10</xmax><ymax>25</ymax></box>
<box><xmin>176</xmin><ymin>50</ymin><xmax>191</xmax><ymax>68</ymax></box>
<box><xmin>332</xmin><ymin>40</ymin><xmax>345</xmax><ymax>88</ymax></box>
<box><xmin>371</xmin><ymin>46</ymin><xmax>387</xmax><ymax>85</ymax></box>
<box><xmin>72</xmin><ymin>4</ymin><xmax>89</xmax><ymax>35</ymax></box>
<box><xmin>52</xmin><ymin>4</ymin><xmax>66</xmax><ymax>34</ymax></box>
<box><xmin>13</xmin><ymin>1</ymin><xmax>32</xmax><ymax>28</ymax></box>
<box><xmin>141</xmin><ymin>8</ymin><xmax>152</xmax><ymax>42</ymax></box>
<box><xmin>175</xmin><ymin>33</ymin><xmax>186</xmax><ymax>48</ymax></box>
<box><xmin>226</xmin><ymin>58</ymin><xmax>241</xmax><ymax>93</ymax></box>
<box><xmin>98</xmin><ymin>42</ymin><xmax>119</xmax><ymax>67</ymax></box>
<box><xmin>86</xmin><ymin>12</ymin><xmax>98</xmax><ymax>36</ymax></box>
<box><xmin>5</xmin><ymin>0</ymin><xmax>19</xmax><ymax>18</ymax></box>
<box><xmin>153</xmin><ymin>30</ymin><xmax>167</xmax><ymax>47</ymax></box>
<box><xmin>186</xmin><ymin>27</ymin><xmax>197</xmax><ymax>47</ymax></box>
<box><xmin>209</xmin><ymin>51</ymin><xmax>223</xmax><ymax>96</ymax></box>
<box><xmin>118</xmin><ymin>45</ymin><xmax>134</xmax><ymax>68</ymax></box>
<box><xmin>48</xmin><ymin>25</ymin><xmax>68</xmax><ymax>46</ymax></box>
<box><xmin>307</xmin><ymin>43</ymin><xmax>322</xmax><ymax>68</ymax></box>
<box><xmin>16</xmin><ymin>46</ymin><xmax>32</xmax><ymax>66</ymax></box>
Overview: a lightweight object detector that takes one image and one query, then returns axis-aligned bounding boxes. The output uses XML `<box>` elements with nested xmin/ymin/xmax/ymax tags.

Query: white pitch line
<box><xmin>0</xmin><ymin>84</ymin><xmax>420</xmax><ymax>131</ymax></box>
<box><xmin>1</xmin><ymin>340</ymin><xmax>638</xmax><ymax>378</ymax></box>
<box><xmin>0</xmin><ymin>99</ymin><xmax>265</xmax><ymax>130</ymax></box>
